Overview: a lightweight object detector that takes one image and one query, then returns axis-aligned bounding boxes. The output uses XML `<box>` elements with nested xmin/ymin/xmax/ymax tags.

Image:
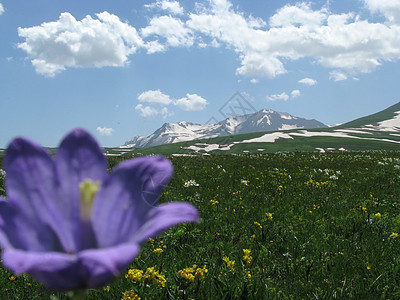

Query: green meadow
<box><xmin>1</xmin><ymin>151</ymin><xmax>400</xmax><ymax>299</ymax></box>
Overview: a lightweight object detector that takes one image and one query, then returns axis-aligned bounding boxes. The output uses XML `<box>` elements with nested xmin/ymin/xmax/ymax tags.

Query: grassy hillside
<box><xmin>336</xmin><ymin>101</ymin><xmax>400</xmax><ymax>129</ymax></box>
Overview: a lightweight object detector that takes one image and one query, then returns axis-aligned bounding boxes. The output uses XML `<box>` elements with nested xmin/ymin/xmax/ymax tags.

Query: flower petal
<box><xmin>1</xmin><ymin>248</ymin><xmax>82</xmax><ymax>290</ymax></box>
<box><xmin>1</xmin><ymin>244</ymin><xmax>140</xmax><ymax>291</ymax></box>
<box><xmin>55</xmin><ymin>128</ymin><xmax>107</xmax><ymax>184</ymax></box>
<box><xmin>78</xmin><ymin>243</ymin><xmax>140</xmax><ymax>287</ymax></box>
<box><xmin>0</xmin><ymin>200</ymin><xmax>58</xmax><ymax>251</ymax></box>
<box><xmin>92</xmin><ymin>156</ymin><xmax>173</xmax><ymax>248</ymax></box>
<box><xmin>4</xmin><ymin>137</ymin><xmax>72</xmax><ymax>251</ymax></box>
<box><xmin>54</xmin><ymin>128</ymin><xmax>107</xmax><ymax>251</ymax></box>
<box><xmin>131</xmin><ymin>202</ymin><xmax>199</xmax><ymax>244</ymax></box>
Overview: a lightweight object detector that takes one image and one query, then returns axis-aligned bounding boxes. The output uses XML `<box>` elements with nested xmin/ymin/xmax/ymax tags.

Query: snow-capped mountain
<box><xmin>123</xmin><ymin>109</ymin><xmax>327</xmax><ymax>148</ymax></box>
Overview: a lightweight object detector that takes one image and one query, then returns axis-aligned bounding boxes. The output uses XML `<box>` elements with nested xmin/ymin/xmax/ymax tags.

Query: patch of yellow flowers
<box><xmin>177</xmin><ymin>265</ymin><xmax>208</xmax><ymax>282</ymax></box>
<box><xmin>223</xmin><ymin>256</ymin><xmax>236</xmax><ymax>271</ymax></box>
<box><xmin>243</xmin><ymin>249</ymin><xmax>253</xmax><ymax>266</ymax></box>
<box><xmin>125</xmin><ymin>267</ymin><xmax>166</xmax><ymax>288</ymax></box>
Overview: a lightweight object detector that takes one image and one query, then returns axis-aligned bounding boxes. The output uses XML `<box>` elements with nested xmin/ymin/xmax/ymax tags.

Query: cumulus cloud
<box><xmin>136</xmin><ymin>90</ymin><xmax>207</xmax><ymax>117</ymax></box>
<box><xmin>269</xmin><ymin>2</ymin><xmax>327</xmax><ymax>28</ymax></box>
<box><xmin>299</xmin><ymin>77</ymin><xmax>317</xmax><ymax>86</ymax></box>
<box><xmin>141</xmin><ymin>15</ymin><xmax>194</xmax><ymax>50</ymax></box>
<box><xmin>268</xmin><ymin>89</ymin><xmax>301</xmax><ymax>101</ymax></box>
<box><xmin>17</xmin><ymin>12</ymin><xmax>143</xmax><ymax>77</ymax></box>
<box><xmin>186</xmin><ymin>0</ymin><xmax>400</xmax><ymax>79</ymax></box>
<box><xmin>175</xmin><ymin>93</ymin><xmax>208</xmax><ymax>111</ymax></box>
<box><xmin>0</xmin><ymin>3</ymin><xmax>4</xmax><ymax>15</ymax></box>
<box><xmin>135</xmin><ymin>104</ymin><xmax>171</xmax><ymax>119</ymax></box>
<box><xmin>17</xmin><ymin>0</ymin><xmax>400</xmax><ymax>79</ymax></box>
<box><xmin>96</xmin><ymin>126</ymin><xmax>114</xmax><ymax>136</ymax></box>
<box><xmin>135</xmin><ymin>104</ymin><xmax>160</xmax><ymax>118</ymax></box>
<box><xmin>138</xmin><ymin>89</ymin><xmax>172</xmax><ymax>105</ymax></box>
<box><xmin>364</xmin><ymin>0</ymin><xmax>400</xmax><ymax>24</ymax></box>
<box><xmin>291</xmin><ymin>89</ymin><xmax>301</xmax><ymax>98</ymax></box>
<box><xmin>329</xmin><ymin>70</ymin><xmax>348</xmax><ymax>81</ymax></box>
<box><xmin>267</xmin><ymin>92</ymin><xmax>289</xmax><ymax>102</ymax></box>
<box><xmin>145</xmin><ymin>0</ymin><xmax>184</xmax><ymax>15</ymax></box>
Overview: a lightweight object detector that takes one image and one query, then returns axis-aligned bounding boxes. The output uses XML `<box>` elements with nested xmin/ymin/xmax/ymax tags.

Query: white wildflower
<box><xmin>184</xmin><ymin>180</ymin><xmax>199</xmax><ymax>187</ymax></box>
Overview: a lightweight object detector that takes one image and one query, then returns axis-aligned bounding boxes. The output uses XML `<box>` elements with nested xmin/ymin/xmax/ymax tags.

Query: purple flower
<box><xmin>0</xmin><ymin>128</ymin><xmax>199</xmax><ymax>291</ymax></box>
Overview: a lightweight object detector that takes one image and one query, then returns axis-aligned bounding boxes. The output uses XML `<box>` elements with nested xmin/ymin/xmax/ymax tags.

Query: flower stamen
<box><xmin>79</xmin><ymin>179</ymin><xmax>101</xmax><ymax>221</ymax></box>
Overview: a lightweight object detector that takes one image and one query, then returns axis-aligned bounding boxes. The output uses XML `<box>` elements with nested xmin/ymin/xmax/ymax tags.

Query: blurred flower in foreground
<box><xmin>0</xmin><ymin>128</ymin><xmax>199</xmax><ymax>291</ymax></box>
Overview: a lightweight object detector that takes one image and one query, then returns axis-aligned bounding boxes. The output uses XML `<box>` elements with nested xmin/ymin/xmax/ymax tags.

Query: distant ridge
<box><xmin>123</xmin><ymin>109</ymin><xmax>327</xmax><ymax>148</ymax></box>
<box><xmin>101</xmin><ymin>101</ymin><xmax>400</xmax><ymax>156</ymax></box>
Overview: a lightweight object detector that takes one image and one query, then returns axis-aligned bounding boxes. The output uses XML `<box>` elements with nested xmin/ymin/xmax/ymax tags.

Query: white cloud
<box><xmin>17</xmin><ymin>12</ymin><xmax>143</xmax><ymax>77</ymax></box>
<box><xmin>0</xmin><ymin>3</ymin><xmax>4</xmax><ymax>15</ymax></box>
<box><xmin>138</xmin><ymin>89</ymin><xmax>172</xmax><ymax>105</ymax></box>
<box><xmin>96</xmin><ymin>126</ymin><xmax>114</xmax><ymax>136</ymax></box>
<box><xmin>186</xmin><ymin>0</ymin><xmax>400</xmax><ymax>79</ymax></box>
<box><xmin>145</xmin><ymin>40</ymin><xmax>166</xmax><ymax>54</ymax></box>
<box><xmin>250</xmin><ymin>78</ymin><xmax>259</xmax><ymax>84</ymax></box>
<box><xmin>298</xmin><ymin>77</ymin><xmax>317</xmax><ymax>86</ymax></box>
<box><xmin>145</xmin><ymin>0</ymin><xmax>184</xmax><ymax>15</ymax></box>
<box><xmin>141</xmin><ymin>15</ymin><xmax>193</xmax><ymax>50</ymax></box>
<box><xmin>267</xmin><ymin>92</ymin><xmax>289</xmax><ymax>102</ymax></box>
<box><xmin>364</xmin><ymin>0</ymin><xmax>400</xmax><ymax>24</ymax></box>
<box><xmin>175</xmin><ymin>93</ymin><xmax>208</xmax><ymax>111</ymax></box>
<box><xmin>135</xmin><ymin>104</ymin><xmax>160</xmax><ymax>118</ymax></box>
<box><xmin>269</xmin><ymin>3</ymin><xmax>327</xmax><ymax>28</ymax></box>
<box><xmin>136</xmin><ymin>90</ymin><xmax>208</xmax><ymax>117</ymax></box>
<box><xmin>291</xmin><ymin>89</ymin><xmax>301</xmax><ymax>98</ymax></box>
<box><xmin>135</xmin><ymin>104</ymin><xmax>171</xmax><ymax>118</ymax></box>
<box><xmin>329</xmin><ymin>70</ymin><xmax>348</xmax><ymax>81</ymax></box>
<box><xmin>17</xmin><ymin>0</ymin><xmax>400</xmax><ymax>79</ymax></box>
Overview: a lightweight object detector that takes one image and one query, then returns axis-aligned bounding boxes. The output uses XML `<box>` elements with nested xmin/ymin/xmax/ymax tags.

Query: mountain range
<box><xmin>104</xmin><ymin>101</ymin><xmax>400</xmax><ymax>156</ymax></box>
<box><xmin>123</xmin><ymin>109</ymin><xmax>327</xmax><ymax>148</ymax></box>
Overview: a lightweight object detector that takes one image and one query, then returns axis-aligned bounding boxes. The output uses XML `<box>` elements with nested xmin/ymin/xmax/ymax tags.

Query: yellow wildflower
<box><xmin>153</xmin><ymin>248</ymin><xmax>164</xmax><ymax>254</ymax></box>
<box><xmin>390</xmin><ymin>232</ymin><xmax>399</xmax><ymax>239</ymax></box>
<box><xmin>243</xmin><ymin>249</ymin><xmax>253</xmax><ymax>266</ymax></box>
<box><xmin>8</xmin><ymin>275</ymin><xmax>16</xmax><ymax>281</ymax></box>
<box><xmin>195</xmin><ymin>265</ymin><xmax>208</xmax><ymax>279</ymax></box>
<box><xmin>223</xmin><ymin>256</ymin><xmax>235</xmax><ymax>271</ymax></box>
<box><xmin>210</xmin><ymin>199</ymin><xmax>219</xmax><ymax>206</ymax></box>
<box><xmin>125</xmin><ymin>269</ymin><xmax>143</xmax><ymax>282</ymax></box>
<box><xmin>177</xmin><ymin>265</ymin><xmax>196</xmax><ymax>282</ymax></box>
<box><xmin>265</xmin><ymin>212</ymin><xmax>273</xmax><ymax>220</ymax></box>
<box><xmin>121</xmin><ymin>290</ymin><xmax>141</xmax><ymax>300</ymax></box>
<box><xmin>374</xmin><ymin>212</ymin><xmax>382</xmax><ymax>219</ymax></box>
<box><xmin>143</xmin><ymin>267</ymin><xmax>166</xmax><ymax>287</ymax></box>
<box><xmin>254</xmin><ymin>221</ymin><xmax>262</xmax><ymax>229</ymax></box>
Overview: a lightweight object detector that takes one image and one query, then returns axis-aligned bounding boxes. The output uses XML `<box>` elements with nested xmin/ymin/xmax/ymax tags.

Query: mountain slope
<box><xmin>123</xmin><ymin>109</ymin><xmax>327</xmax><ymax>148</ymax></box>
<box><xmin>337</xmin><ymin>102</ymin><xmax>400</xmax><ymax>130</ymax></box>
<box><xmin>105</xmin><ymin>101</ymin><xmax>400</xmax><ymax>156</ymax></box>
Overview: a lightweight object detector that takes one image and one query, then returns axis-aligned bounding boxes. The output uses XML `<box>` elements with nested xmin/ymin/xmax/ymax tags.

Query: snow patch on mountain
<box><xmin>123</xmin><ymin>109</ymin><xmax>327</xmax><ymax>148</ymax></box>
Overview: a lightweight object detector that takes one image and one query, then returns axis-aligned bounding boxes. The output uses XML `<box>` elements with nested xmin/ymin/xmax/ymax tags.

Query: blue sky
<box><xmin>1</xmin><ymin>0</ymin><xmax>400</xmax><ymax>148</ymax></box>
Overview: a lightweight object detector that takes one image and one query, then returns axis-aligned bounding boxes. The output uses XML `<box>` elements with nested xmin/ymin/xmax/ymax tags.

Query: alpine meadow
<box><xmin>2</xmin><ymin>0</ymin><xmax>400</xmax><ymax>299</ymax></box>
<box><xmin>1</xmin><ymin>150</ymin><xmax>400</xmax><ymax>299</ymax></box>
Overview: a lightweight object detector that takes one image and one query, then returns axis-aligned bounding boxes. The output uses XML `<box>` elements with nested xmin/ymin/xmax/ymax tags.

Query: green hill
<box><xmin>336</xmin><ymin>101</ymin><xmax>400</xmax><ymax>129</ymax></box>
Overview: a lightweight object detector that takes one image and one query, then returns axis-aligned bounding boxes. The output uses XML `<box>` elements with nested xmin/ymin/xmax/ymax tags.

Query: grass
<box><xmin>336</xmin><ymin>102</ymin><xmax>400</xmax><ymax>129</ymax></box>
<box><xmin>1</xmin><ymin>151</ymin><xmax>400</xmax><ymax>299</ymax></box>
